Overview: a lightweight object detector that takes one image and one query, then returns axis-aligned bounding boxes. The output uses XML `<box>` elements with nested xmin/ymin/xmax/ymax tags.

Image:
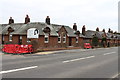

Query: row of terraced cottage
<box><xmin>0</xmin><ymin>16</ymin><xmax>120</xmax><ymax>51</ymax></box>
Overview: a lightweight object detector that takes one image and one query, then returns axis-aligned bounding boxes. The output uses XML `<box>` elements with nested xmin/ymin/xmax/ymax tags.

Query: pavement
<box><xmin>0</xmin><ymin>47</ymin><xmax>119</xmax><ymax>79</ymax></box>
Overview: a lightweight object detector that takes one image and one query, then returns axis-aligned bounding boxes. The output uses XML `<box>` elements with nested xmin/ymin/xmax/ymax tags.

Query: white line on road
<box><xmin>80</xmin><ymin>50</ymin><xmax>86</xmax><ymax>51</ymax></box>
<box><xmin>112</xmin><ymin>73</ymin><xmax>120</xmax><ymax>78</ymax></box>
<box><xmin>63</xmin><ymin>56</ymin><xmax>95</xmax><ymax>63</ymax></box>
<box><xmin>0</xmin><ymin>66</ymin><xmax>38</xmax><ymax>74</ymax></box>
<box><xmin>103</xmin><ymin>52</ymin><xmax>116</xmax><ymax>55</ymax></box>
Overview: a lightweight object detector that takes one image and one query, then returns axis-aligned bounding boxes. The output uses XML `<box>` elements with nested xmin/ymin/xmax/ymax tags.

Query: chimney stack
<box><xmin>9</xmin><ymin>17</ymin><xmax>14</xmax><ymax>24</ymax></box>
<box><xmin>73</xmin><ymin>23</ymin><xmax>77</xmax><ymax>31</ymax></box>
<box><xmin>114</xmin><ymin>31</ymin><xmax>117</xmax><ymax>34</ymax></box>
<box><xmin>25</xmin><ymin>15</ymin><xmax>30</xmax><ymax>24</ymax></box>
<box><xmin>45</xmin><ymin>16</ymin><xmax>50</xmax><ymax>25</ymax></box>
<box><xmin>108</xmin><ymin>28</ymin><xmax>111</xmax><ymax>33</ymax></box>
<box><xmin>96</xmin><ymin>27</ymin><xmax>99</xmax><ymax>32</ymax></box>
<box><xmin>102</xmin><ymin>29</ymin><xmax>105</xmax><ymax>33</ymax></box>
<box><xmin>82</xmin><ymin>25</ymin><xmax>86</xmax><ymax>36</ymax></box>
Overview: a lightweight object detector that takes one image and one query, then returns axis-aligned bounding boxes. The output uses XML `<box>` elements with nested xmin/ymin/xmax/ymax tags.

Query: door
<box><xmin>69</xmin><ymin>37</ymin><xmax>72</xmax><ymax>46</ymax></box>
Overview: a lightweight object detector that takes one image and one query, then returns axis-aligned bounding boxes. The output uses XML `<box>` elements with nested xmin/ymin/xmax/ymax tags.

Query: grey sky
<box><xmin>0</xmin><ymin>0</ymin><xmax>119</xmax><ymax>32</ymax></box>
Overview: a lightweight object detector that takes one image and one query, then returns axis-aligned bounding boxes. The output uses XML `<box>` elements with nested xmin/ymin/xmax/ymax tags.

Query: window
<box><xmin>44</xmin><ymin>35</ymin><xmax>49</xmax><ymax>43</ymax></box>
<box><xmin>58</xmin><ymin>35</ymin><xmax>61</xmax><ymax>43</ymax></box>
<box><xmin>27</xmin><ymin>38</ymin><xmax>31</xmax><ymax>43</ymax></box>
<box><xmin>76</xmin><ymin>37</ymin><xmax>79</xmax><ymax>43</ymax></box>
<box><xmin>63</xmin><ymin>34</ymin><xmax>66</xmax><ymax>43</ymax></box>
<box><xmin>9</xmin><ymin>34</ymin><xmax>12</xmax><ymax>41</ymax></box>
<box><xmin>19</xmin><ymin>36</ymin><xmax>22</xmax><ymax>44</ymax></box>
<box><xmin>2</xmin><ymin>35</ymin><xmax>4</xmax><ymax>44</ymax></box>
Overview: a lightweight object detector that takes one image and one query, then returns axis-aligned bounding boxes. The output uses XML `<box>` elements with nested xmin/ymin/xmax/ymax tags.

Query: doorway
<box><xmin>69</xmin><ymin>37</ymin><xmax>72</xmax><ymax>46</ymax></box>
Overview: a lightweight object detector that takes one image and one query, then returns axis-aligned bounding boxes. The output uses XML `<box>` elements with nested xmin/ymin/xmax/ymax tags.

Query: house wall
<box><xmin>49</xmin><ymin>36</ymin><xmax>58</xmax><ymax>48</ymax></box>
<box><xmin>4</xmin><ymin>35</ymin><xmax>9</xmax><ymax>43</ymax></box>
<box><xmin>79</xmin><ymin>37</ymin><xmax>84</xmax><ymax>48</ymax></box>
<box><xmin>22</xmin><ymin>35</ymin><xmax>27</xmax><ymax>45</ymax></box>
<box><xmin>83</xmin><ymin>38</ymin><xmax>92</xmax><ymax>43</ymax></box>
<box><xmin>12</xmin><ymin>35</ymin><xmax>19</xmax><ymax>44</ymax></box>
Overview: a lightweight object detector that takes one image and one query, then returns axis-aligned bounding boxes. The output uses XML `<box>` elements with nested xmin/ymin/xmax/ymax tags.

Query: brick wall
<box><xmin>4</xmin><ymin>35</ymin><xmax>9</xmax><ymax>43</ymax></box>
<box><xmin>12</xmin><ymin>35</ymin><xmax>19</xmax><ymax>44</ymax></box>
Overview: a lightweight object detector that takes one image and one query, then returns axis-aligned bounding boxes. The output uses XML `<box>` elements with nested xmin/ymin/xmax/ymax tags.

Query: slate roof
<box><xmin>85</xmin><ymin>30</ymin><xmax>120</xmax><ymax>40</ymax></box>
<box><xmin>84</xmin><ymin>30</ymin><xmax>96</xmax><ymax>38</ymax></box>
<box><xmin>0</xmin><ymin>22</ymin><xmax>84</xmax><ymax>37</ymax></box>
<box><xmin>85</xmin><ymin>30</ymin><xmax>106</xmax><ymax>39</ymax></box>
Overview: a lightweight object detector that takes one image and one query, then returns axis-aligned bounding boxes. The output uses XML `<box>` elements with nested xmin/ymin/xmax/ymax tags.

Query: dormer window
<box><xmin>8</xmin><ymin>27</ymin><xmax>14</xmax><ymax>34</ymax></box>
<box><xmin>43</xmin><ymin>27</ymin><xmax>51</xmax><ymax>34</ymax></box>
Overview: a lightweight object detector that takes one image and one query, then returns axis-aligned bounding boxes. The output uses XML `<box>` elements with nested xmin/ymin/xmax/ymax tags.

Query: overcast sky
<box><xmin>0</xmin><ymin>0</ymin><xmax>119</xmax><ymax>32</ymax></box>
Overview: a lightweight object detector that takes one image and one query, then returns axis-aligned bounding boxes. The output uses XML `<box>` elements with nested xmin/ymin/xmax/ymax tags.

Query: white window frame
<box><xmin>2</xmin><ymin>35</ymin><xmax>4</xmax><ymax>41</ymax></box>
<box><xmin>58</xmin><ymin>35</ymin><xmax>61</xmax><ymax>43</ymax></box>
<box><xmin>9</xmin><ymin>34</ymin><xmax>12</xmax><ymax>41</ymax></box>
<box><xmin>76</xmin><ymin>36</ymin><xmax>79</xmax><ymax>43</ymax></box>
<box><xmin>63</xmin><ymin>34</ymin><xmax>66</xmax><ymax>43</ymax></box>
<box><xmin>2</xmin><ymin>35</ymin><xmax>4</xmax><ymax>44</ymax></box>
<box><xmin>19</xmin><ymin>36</ymin><xmax>22</xmax><ymax>44</ymax></box>
<box><xmin>27</xmin><ymin>38</ymin><xmax>31</xmax><ymax>43</ymax></box>
<box><xmin>20</xmin><ymin>36</ymin><xmax>22</xmax><ymax>39</ymax></box>
<box><xmin>44</xmin><ymin>35</ymin><xmax>49</xmax><ymax>43</ymax></box>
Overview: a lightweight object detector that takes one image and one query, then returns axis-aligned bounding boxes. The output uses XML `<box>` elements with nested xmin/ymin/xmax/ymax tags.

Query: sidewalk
<box><xmin>35</xmin><ymin>47</ymin><xmax>81</xmax><ymax>55</ymax></box>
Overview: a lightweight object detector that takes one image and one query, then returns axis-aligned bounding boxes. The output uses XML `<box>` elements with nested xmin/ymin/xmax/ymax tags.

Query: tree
<box><xmin>92</xmin><ymin>35</ymin><xmax>98</xmax><ymax>48</ymax></box>
<box><xmin>30</xmin><ymin>40</ymin><xmax>39</xmax><ymax>52</ymax></box>
<box><xmin>101</xmin><ymin>37</ymin><xmax>107</xmax><ymax>48</ymax></box>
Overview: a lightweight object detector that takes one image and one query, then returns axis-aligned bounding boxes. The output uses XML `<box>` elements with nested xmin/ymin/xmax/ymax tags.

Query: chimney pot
<box><xmin>25</xmin><ymin>15</ymin><xmax>30</xmax><ymax>24</ymax></box>
<box><xmin>9</xmin><ymin>17</ymin><xmax>14</xmax><ymax>24</ymax></box>
<box><xmin>82</xmin><ymin>25</ymin><xmax>86</xmax><ymax>36</ymax></box>
<box><xmin>73</xmin><ymin>23</ymin><xmax>77</xmax><ymax>31</ymax></box>
<box><xmin>96</xmin><ymin>27</ymin><xmax>99</xmax><ymax>32</ymax></box>
<box><xmin>45</xmin><ymin>16</ymin><xmax>50</xmax><ymax>25</ymax></box>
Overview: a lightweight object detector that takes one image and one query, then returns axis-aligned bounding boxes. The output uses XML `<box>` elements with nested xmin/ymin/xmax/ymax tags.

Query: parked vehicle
<box><xmin>84</xmin><ymin>43</ymin><xmax>92</xmax><ymax>49</ymax></box>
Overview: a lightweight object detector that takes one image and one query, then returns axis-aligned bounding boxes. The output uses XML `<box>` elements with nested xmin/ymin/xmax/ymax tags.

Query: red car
<box><xmin>84</xmin><ymin>43</ymin><xmax>92</xmax><ymax>49</ymax></box>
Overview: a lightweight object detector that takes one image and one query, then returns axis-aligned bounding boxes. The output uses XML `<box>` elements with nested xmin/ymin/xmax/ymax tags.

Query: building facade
<box><xmin>0</xmin><ymin>22</ymin><xmax>84</xmax><ymax>51</ymax></box>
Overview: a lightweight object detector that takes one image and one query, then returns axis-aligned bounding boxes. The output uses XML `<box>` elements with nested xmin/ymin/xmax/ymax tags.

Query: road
<box><xmin>1</xmin><ymin>47</ymin><xmax>119</xmax><ymax>79</ymax></box>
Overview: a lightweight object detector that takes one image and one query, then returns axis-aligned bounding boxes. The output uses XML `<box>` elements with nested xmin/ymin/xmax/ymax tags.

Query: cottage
<box><xmin>0</xmin><ymin>22</ymin><xmax>85</xmax><ymax>51</ymax></box>
<box><xmin>1</xmin><ymin>16</ymin><xmax>120</xmax><ymax>51</ymax></box>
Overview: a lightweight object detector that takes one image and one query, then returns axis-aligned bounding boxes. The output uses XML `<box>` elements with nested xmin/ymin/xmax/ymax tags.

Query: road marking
<box><xmin>105</xmin><ymin>48</ymin><xmax>111</xmax><ymax>49</ymax></box>
<box><xmin>103</xmin><ymin>52</ymin><xmax>116</xmax><ymax>55</ymax></box>
<box><xmin>112</xmin><ymin>73</ymin><xmax>120</xmax><ymax>78</ymax></box>
<box><xmin>80</xmin><ymin>50</ymin><xmax>86</xmax><ymax>51</ymax></box>
<box><xmin>0</xmin><ymin>66</ymin><xmax>38</xmax><ymax>74</ymax></box>
<box><xmin>98</xmin><ymin>48</ymin><xmax>104</xmax><ymax>49</ymax></box>
<box><xmin>63</xmin><ymin>56</ymin><xmax>95</xmax><ymax>63</ymax></box>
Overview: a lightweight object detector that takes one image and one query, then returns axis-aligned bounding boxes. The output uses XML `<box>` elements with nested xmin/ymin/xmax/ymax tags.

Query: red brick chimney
<box><xmin>73</xmin><ymin>23</ymin><xmax>77</xmax><ymax>31</ymax></box>
<box><xmin>108</xmin><ymin>28</ymin><xmax>111</xmax><ymax>33</ymax></box>
<box><xmin>96</xmin><ymin>27</ymin><xmax>99</xmax><ymax>32</ymax></box>
<box><xmin>25</xmin><ymin>15</ymin><xmax>30</xmax><ymax>24</ymax></box>
<box><xmin>45</xmin><ymin>16</ymin><xmax>50</xmax><ymax>25</ymax></box>
<box><xmin>9</xmin><ymin>17</ymin><xmax>14</xmax><ymax>24</ymax></box>
<box><xmin>82</xmin><ymin>25</ymin><xmax>86</xmax><ymax>36</ymax></box>
<box><xmin>102</xmin><ymin>29</ymin><xmax>105</xmax><ymax>33</ymax></box>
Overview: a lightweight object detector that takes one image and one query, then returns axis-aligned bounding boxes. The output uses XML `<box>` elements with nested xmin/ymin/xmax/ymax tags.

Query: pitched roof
<box><xmin>85</xmin><ymin>30</ymin><xmax>96</xmax><ymax>38</ymax></box>
<box><xmin>0</xmin><ymin>22</ymin><xmax>84</xmax><ymax>37</ymax></box>
<box><xmin>85</xmin><ymin>30</ymin><xmax>106</xmax><ymax>39</ymax></box>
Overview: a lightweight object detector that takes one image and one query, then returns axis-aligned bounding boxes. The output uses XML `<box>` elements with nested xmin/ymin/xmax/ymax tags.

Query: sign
<box><xmin>27</xmin><ymin>28</ymin><xmax>39</xmax><ymax>38</ymax></box>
